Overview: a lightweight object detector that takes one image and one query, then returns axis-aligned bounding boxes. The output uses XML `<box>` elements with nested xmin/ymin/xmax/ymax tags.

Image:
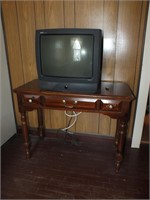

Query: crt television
<box><xmin>36</xmin><ymin>28</ymin><xmax>103</xmax><ymax>94</ymax></box>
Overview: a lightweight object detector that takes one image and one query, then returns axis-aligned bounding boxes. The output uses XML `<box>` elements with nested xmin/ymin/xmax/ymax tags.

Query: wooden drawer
<box><xmin>22</xmin><ymin>94</ymin><xmax>41</xmax><ymax>107</ymax></box>
<box><xmin>100</xmin><ymin>99</ymin><xmax>122</xmax><ymax>112</ymax></box>
<box><xmin>43</xmin><ymin>96</ymin><xmax>98</xmax><ymax>110</ymax></box>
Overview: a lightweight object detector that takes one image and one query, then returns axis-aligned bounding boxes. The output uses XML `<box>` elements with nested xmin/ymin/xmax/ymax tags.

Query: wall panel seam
<box><xmin>15</xmin><ymin>1</ymin><xmax>25</xmax><ymax>84</ymax></box>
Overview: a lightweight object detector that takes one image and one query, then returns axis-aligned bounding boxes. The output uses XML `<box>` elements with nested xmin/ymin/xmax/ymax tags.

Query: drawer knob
<box><xmin>28</xmin><ymin>99</ymin><xmax>33</xmax><ymax>103</ymax></box>
<box><xmin>108</xmin><ymin>104</ymin><xmax>113</xmax><ymax>109</ymax></box>
<box><xmin>28</xmin><ymin>96</ymin><xmax>36</xmax><ymax>103</ymax></box>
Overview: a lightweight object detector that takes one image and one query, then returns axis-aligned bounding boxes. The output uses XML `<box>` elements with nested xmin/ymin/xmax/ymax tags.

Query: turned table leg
<box><xmin>37</xmin><ymin>108</ymin><xmax>45</xmax><ymax>138</ymax></box>
<box><xmin>21</xmin><ymin>112</ymin><xmax>30</xmax><ymax>159</ymax></box>
<box><xmin>115</xmin><ymin>119</ymin><xmax>120</xmax><ymax>147</ymax></box>
<box><xmin>115</xmin><ymin>119</ymin><xmax>128</xmax><ymax>172</ymax></box>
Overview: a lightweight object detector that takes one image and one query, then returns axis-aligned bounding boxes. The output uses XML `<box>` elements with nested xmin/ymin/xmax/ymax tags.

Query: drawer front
<box><xmin>100</xmin><ymin>99</ymin><xmax>122</xmax><ymax>112</ymax></box>
<box><xmin>43</xmin><ymin>96</ymin><xmax>98</xmax><ymax>110</ymax></box>
<box><xmin>22</xmin><ymin>95</ymin><xmax>41</xmax><ymax>107</ymax></box>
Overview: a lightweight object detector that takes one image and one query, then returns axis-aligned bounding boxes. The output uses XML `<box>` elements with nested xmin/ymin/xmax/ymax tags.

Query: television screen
<box><xmin>41</xmin><ymin>35</ymin><xmax>94</xmax><ymax>79</ymax></box>
<box><xmin>36</xmin><ymin>28</ymin><xmax>103</xmax><ymax>93</ymax></box>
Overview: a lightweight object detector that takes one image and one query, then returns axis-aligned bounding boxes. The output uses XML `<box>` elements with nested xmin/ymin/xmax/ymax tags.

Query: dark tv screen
<box><xmin>36</xmin><ymin>28</ymin><xmax>103</xmax><ymax>93</ymax></box>
<box><xmin>40</xmin><ymin>34</ymin><xmax>94</xmax><ymax>78</ymax></box>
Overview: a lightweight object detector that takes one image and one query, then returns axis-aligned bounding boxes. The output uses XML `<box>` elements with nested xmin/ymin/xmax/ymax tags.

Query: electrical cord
<box><xmin>61</xmin><ymin>111</ymin><xmax>82</xmax><ymax>131</ymax></box>
<box><xmin>64</xmin><ymin>110</ymin><xmax>82</xmax><ymax>118</ymax></box>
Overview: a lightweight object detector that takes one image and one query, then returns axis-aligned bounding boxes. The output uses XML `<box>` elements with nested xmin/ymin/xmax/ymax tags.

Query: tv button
<box><xmin>64</xmin><ymin>85</ymin><xmax>68</xmax><ymax>89</ymax></box>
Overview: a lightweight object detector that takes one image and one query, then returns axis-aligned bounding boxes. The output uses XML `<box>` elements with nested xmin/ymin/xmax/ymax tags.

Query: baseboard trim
<box><xmin>1</xmin><ymin>133</ymin><xmax>18</xmax><ymax>148</ymax></box>
<box><xmin>16</xmin><ymin>126</ymin><xmax>115</xmax><ymax>143</ymax></box>
<box><xmin>2</xmin><ymin>126</ymin><xmax>133</xmax><ymax>149</ymax></box>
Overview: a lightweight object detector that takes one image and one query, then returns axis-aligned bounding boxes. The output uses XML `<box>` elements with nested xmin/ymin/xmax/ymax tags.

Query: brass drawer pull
<box><xmin>28</xmin><ymin>97</ymin><xmax>35</xmax><ymax>103</ymax></box>
<box><xmin>106</xmin><ymin>104</ymin><xmax>114</xmax><ymax>109</ymax></box>
<box><xmin>108</xmin><ymin>104</ymin><xmax>113</xmax><ymax>109</ymax></box>
<box><xmin>62</xmin><ymin>100</ymin><xmax>78</xmax><ymax>108</ymax></box>
<box><xmin>28</xmin><ymin>99</ymin><xmax>33</xmax><ymax>103</ymax></box>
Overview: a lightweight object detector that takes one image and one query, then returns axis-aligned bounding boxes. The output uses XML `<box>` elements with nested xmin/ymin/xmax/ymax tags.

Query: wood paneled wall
<box><xmin>2</xmin><ymin>1</ymin><xmax>148</xmax><ymax>137</ymax></box>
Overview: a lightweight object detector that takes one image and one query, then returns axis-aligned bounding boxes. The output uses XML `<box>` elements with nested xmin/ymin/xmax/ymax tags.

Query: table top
<box><xmin>14</xmin><ymin>79</ymin><xmax>135</xmax><ymax>101</ymax></box>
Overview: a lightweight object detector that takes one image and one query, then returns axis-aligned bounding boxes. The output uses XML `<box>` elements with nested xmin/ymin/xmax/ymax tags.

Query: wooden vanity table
<box><xmin>14</xmin><ymin>79</ymin><xmax>135</xmax><ymax>172</ymax></box>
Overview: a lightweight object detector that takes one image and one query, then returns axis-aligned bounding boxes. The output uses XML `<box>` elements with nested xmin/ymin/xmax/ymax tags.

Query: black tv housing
<box><xmin>36</xmin><ymin>28</ymin><xmax>103</xmax><ymax>94</ymax></box>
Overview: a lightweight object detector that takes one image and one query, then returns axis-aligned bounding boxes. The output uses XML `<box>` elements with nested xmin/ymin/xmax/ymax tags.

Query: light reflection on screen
<box><xmin>41</xmin><ymin>35</ymin><xmax>93</xmax><ymax>78</ymax></box>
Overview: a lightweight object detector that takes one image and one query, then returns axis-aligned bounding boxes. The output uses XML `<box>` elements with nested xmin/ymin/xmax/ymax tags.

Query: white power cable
<box><xmin>61</xmin><ymin>111</ymin><xmax>82</xmax><ymax>131</ymax></box>
<box><xmin>64</xmin><ymin>110</ymin><xmax>82</xmax><ymax>117</ymax></box>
